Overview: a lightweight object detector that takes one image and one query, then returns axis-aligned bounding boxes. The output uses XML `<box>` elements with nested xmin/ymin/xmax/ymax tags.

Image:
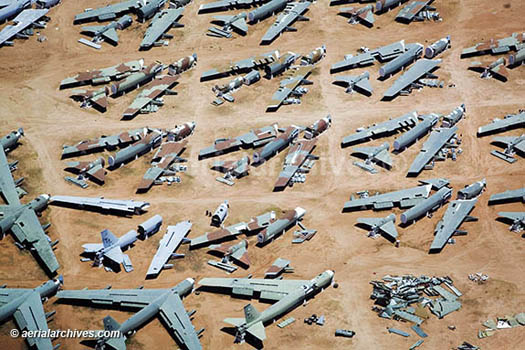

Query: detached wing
<box><xmin>274</xmin><ymin>138</ymin><xmax>317</xmax><ymax>190</ymax></box>
<box><xmin>158</xmin><ymin>293</ymin><xmax>202</xmax><ymax>350</ymax></box>
<box><xmin>0</xmin><ymin>9</ymin><xmax>49</xmax><ymax>46</ymax></box>
<box><xmin>359</xmin><ymin>8</ymin><xmax>375</xmax><ymax>25</ymax></box>
<box><xmin>74</xmin><ymin>0</ymin><xmax>139</xmax><ymax>22</ymax></box>
<box><xmin>260</xmin><ymin>1</ymin><xmax>311</xmax><ymax>44</ymax></box>
<box><xmin>123</xmin><ymin>75</ymin><xmax>179</xmax><ymax>119</ymax></box>
<box><xmin>384</xmin><ymin>59</ymin><xmax>441</xmax><ymax>99</ymax></box>
<box><xmin>56</xmin><ymin>288</ymin><xmax>167</xmax><ymax>308</ymax></box>
<box><xmin>430</xmin><ymin>199</ymin><xmax>477</xmax><ymax>252</ymax></box>
<box><xmin>13</xmin><ymin>292</ymin><xmax>53</xmax><ymax>350</ymax></box>
<box><xmin>267</xmin><ymin>65</ymin><xmax>312</xmax><ymax>111</ymax></box>
<box><xmin>230</xmin><ymin>246</ymin><xmax>250</xmax><ymax>266</ymax></box>
<box><xmin>0</xmin><ymin>145</ymin><xmax>20</xmax><ymax>205</ymax></box>
<box><xmin>140</xmin><ymin>8</ymin><xmax>184</xmax><ymax>49</ymax></box>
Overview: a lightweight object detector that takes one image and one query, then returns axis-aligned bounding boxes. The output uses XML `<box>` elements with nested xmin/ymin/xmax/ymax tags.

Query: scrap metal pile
<box><xmin>478</xmin><ymin>312</ymin><xmax>525</xmax><ymax>339</ymax></box>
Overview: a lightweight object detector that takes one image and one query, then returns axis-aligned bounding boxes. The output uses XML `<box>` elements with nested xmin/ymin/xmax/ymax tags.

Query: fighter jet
<box><xmin>252</xmin><ymin>125</ymin><xmax>301</xmax><ymax>164</ymax></box>
<box><xmin>343</xmin><ymin>184</ymin><xmax>431</xmax><ymax>211</ymax></box>
<box><xmin>0</xmin><ymin>0</ymin><xmax>32</xmax><ymax>23</ymax></box>
<box><xmin>331</xmin><ymin>40</ymin><xmax>406</xmax><ymax>73</ymax></box>
<box><xmin>78</xmin><ymin>15</ymin><xmax>132</xmax><ymax>49</ymax></box>
<box><xmin>200</xmin><ymin>50</ymin><xmax>279</xmax><ymax>81</ymax></box>
<box><xmin>400</xmin><ymin>186</ymin><xmax>452</xmax><ymax>225</ymax></box>
<box><xmin>138</xmin><ymin>140</ymin><xmax>188</xmax><ymax>192</ymax></box>
<box><xmin>140</xmin><ymin>7</ymin><xmax>185</xmax><ymax>50</ymax></box>
<box><xmin>212</xmin><ymin>156</ymin><xmax>251</xmax><ymax>186</ymax></box>
<box><xmin>0</xmin><ymin>8</ymin><xmax>50</xmax><ymax>47</ymax></box>
<box><xmin>338</xmin><ymin>5</ymin><xmax>375</xmax><ymax>27</ymax></box>
<box><xmin>274</xmin><ymin>138</ymin><xmax>318</xmax><ymax>191</ymax></box>
<box><xmin>199</xmin><ymin>125</ymin><xmax>277</xmax><ymax>159</ymax></box>
<box><xmin>497</xmin><ymin>212</ymin><xmax>525</xmax><ymax>233</ymax></box>
<box><xmin>82</xmin><ymin>228</ymin><xmax>138</xmax><ymax>273</ymax></box>
<box><xmin>197</xmin><ymin>270</ymin><xmax>334</xmax><ymax>343</ymax></box>
<box><xmin>49</xmin><ymin>195</ymin><xmax>149</xmax><ymax>216</ymax></box>
<box><xmin>266</xmin><ymin>65</ymin><xmax>313</xmax><ymax>111</ymax></box>
<box><xmin>383</xmin><ymin>59</ymin><xmax>442</xmax><ymax>99</ymax></box>
<box><xmin>490</xmin><ymin>135</ymin><xmax>525</xmax><ymax>163</ymax></box>
<box><xmin>108</xmin><ymin>129</ymin><xmax>162</xmax><ymax>168</ymax></box>
<box><xmin>56</xmin><ymin>278</ymin><xmax>203</xmax><ymax>350</ymax></box>
<box><xmin>146</xmin><ymin>221</ymin><xmax>192</xmax><ymax>278</ymax></box>
<box><xmin>1</xmin><ymin>127</ymin><xmax>24</xmax><ymax>152</ymax></box>
<box><xmin>489</xmin><ymin>188</ymin><xmax>525</xmax><ymax>205</ymax></box>
<box><xmin>211</xmin><ymin>200</ymin><xmax>229</xmax><ymax>227</ymax></box>
<box><xmin>209</xmin><ymin>239</ymin><xmax>250</xmax><ymax>267</ymax></box>
<box><xmin>333</xmin><ymin>71</ymin><xmax>373</xmax><ymax>95</ymax></box>
<box><xmin>61</xmin><ymin>128</ymin><xmax>146</xmax><ymax>158</ymax></box>
<box><xmin>73</xmin><ymin>0</ymin><xmax>142</xmax><ymax>23</ymax></box>
<box><xmin>0</xmin><ymin>276</ymin><xmax>62</xmax><ymax>350</ymax></box>
<box><xmin>60</xmin><ymin>59</ymin><xmax>144</xmax><ymax>89</ymax></box>
<box><xmin>351</xmin><ymin>142</ymin><xmax>392</xmax><ymax>174</ymax></box>
<box><xmin>393</xmin><ymin>113</ymin><xmax>439</xmax><ymax>151</ymax></box>
<box><xmin>407</xmin><ymin>126</ymin><xmax>460</xmax><ymax>177</ymax></box>
<box><xmin>305</xmin><ymin>115</ymin><xmax>331</xmax><ymax>139</ymax></box>
<box><xmin>461</xmin><ymin>32</ymin><xmax>525</xmax><ymax>58</ymax></box>
<box><xmin>342</xmin><ymin>111</ymin><xmax>418</xmax><ymax>147</ymax></box>
<box><xmin>477</xmin><ymin>111</ymin><xmax>525</xmax><ymax>137</ymax></box>
<box><xmin>64</xmin><ymin>157</ymin><xmax>106</xmax><ymax>186</ymax></box>
<box><xmin>260</xmin><ymin>0</ymin><xmax>312</xmax><ymax>45</ymax></box>
<box><xmin>430</xmin><ymin>199</ymin><xmax>478</xmax><ymax>253</ymax></box>
<box><xmin>468</xmin><ymin>57</ymin><xmax>508</xmax><ymax>82</ymax></box>
<box><xmin>396</xmin><ymin>0</ymin><xmax>440</xmax><ymax>23</ymax></box>
<box><xmin>356</xmin><ymin>214</ymin><xmax>398</xmax><ymax>242</ymax></box>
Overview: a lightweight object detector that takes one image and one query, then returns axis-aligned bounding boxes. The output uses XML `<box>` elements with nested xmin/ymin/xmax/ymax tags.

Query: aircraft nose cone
<box><xmin>186</xmin><ymin>277</ymin><xmax>195</xmax><ymax>287</ymax></box>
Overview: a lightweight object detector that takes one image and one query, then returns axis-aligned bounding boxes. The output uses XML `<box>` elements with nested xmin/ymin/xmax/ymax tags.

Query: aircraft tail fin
<box><xmin>103</xmin><ymin>315</ymin><xmax>121</xmax><ymax>331</ymax></box>
<box><xmin>243</xmin><ymin>303</ymin><xmax>260</xmax><ymax>324</ymax></box>
<box><xmin>101</xmin><ymin>229</ymin><xmax>118</xmax><ymax>248</ymax></box>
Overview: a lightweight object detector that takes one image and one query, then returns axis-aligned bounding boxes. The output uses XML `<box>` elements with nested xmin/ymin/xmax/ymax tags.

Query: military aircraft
<box><xmin>212</xmin><ymin>156</ymin><xmax>251</xmax><ymax>186</ymax></box>
<box><xmin>209</xmin><ymin>239</ymin><xmax>250</xmax><ymax>267</ymax></box>
<box><xmin>82</xmin><ymin>228</ymin><xmax>138</xmax><ymax>273</ymax></box>
<box><xmin>264</xmin><ymin>257</ymin><xmax>293</xmax><ymax>278</ymax></box>
<box><xmin>78</xmin><ymin>15</ymin><xmax>132</xmax><ymax>49</ymax></box>
<box><xmin>497</xmin><ymin>212</ymin><xmax>525</xmax><ymax>233</ymax></box>
<box><xmin>0</xmin><ymin>8</ymin><xmax>50</xmax><ymax>47</ymax></box>
<box><xmin>379</xmin><ymin>43</ymin><xmax>423</xmax><ymax>78</ymax></box>
<box><xmin>489</xmin><ymin>187</ymin><xmax>525</xmax><ymax>205</ymax></box>
<box><xmin>0</xmin><ymin>276</ymin><xmax>62</xmax><ymax>350</ymax></box>
<box><xmin>338</xmin><ymin>5</ymin><xmax>375</xmax><ymax>27</ymax></box>
<box><xmin>60</xmin><ymin>59</ymin><xmax>144</xmax><ymax>89</ymax></box>
<box><xmin>400</xmin><ymin>186</ymin><xmax>452</xmax><ymax>225</ymax></box>
<box><xmin>343</xmin><ymin>184</ymin><xmax>431</xmax><ymax>211</ymax></box>
<box><xmin>330</xmin><ymin>40</ymin><xmax>406</xmax><ymax>73</ymax></box>
<box><xmin>56</xmin><ymin>278</ymin><xmax>203</xmax><ymax>350</ymax></box>
<box><xmin>211</xmin><ymin>76</ymin><xmax>246</xmax><ymax>105</ymax></box>
<box><xmin>199</xmin><ymin>125</ymin><xmax>277</xmax><ymax>159</ymax></box>
<box><xmin>469</xmin><ymin>57</ymin><xmax>508</xmax><ymax>82</ymax></box>
<box><xmin>394</xmin><ymin>113</ymin><xmax>439</xmax><ymax>151</ymax></box>
<box><xmin>273</xmin><ymin>138</ymin><xmax>318</xmax><ymax>191</ymax></box>
<box><xmin>407</xmin><ymin>126</ymin><xmax>460</xmax><ymax>177</ymax></box>
<box><xmin>461</xmin><ymin>32</ymin><xmax>525</xmax><ymax>58</ymax></box>
<box><xmin>138</xmin><ymin>140</ymin><xmax>188</xmax><ymax>192</ymax></box>
<box><xmin>333</xmin><ymin>71</ymin><xmax>373</xmax><ymax>95</ymax></box>
<box><xmin>64</xmin><ymin>157</ymin><xmax>106</xmax><ymax>186</ymax></box>
<box><xmin>49</xmin><ymin>195</ymin><xmax>149</xmax><ymax>216</ymax></box>
<box><xmin>396</xmin><ymin>0</ymin><xmax>440</xmax><ymax>23</ymax></box>
<box><xmin>252</xmin><ymin>125</ymin><xmax>301</xmax><ymax>164</ymax></box>
<box><xmin>260</xmin><ymin>0</ymin><xmax>312</xmax><ymax>45</ymax></box>
<box><xmin>108</xmin><ymin>129</ymin><xmax>162</xmax><ymax>168</ymax></box>
<box><xmin>200</xmin><ymin>50</ymin><xmax>279</xmax><ymax>81</ymax></box>
<box><xmin>0</xmin><ymin>147</ymin><xmax>59</xmax><ymax>275</ymax></box>
<box><xmin>430</xmin><ymin>198</ymin><xmax>478</xmax><ymax>253</ymax></box>
<box><xmin>146</xmin><ymin>221</ymin><xmax>192</xmax><ymax>278</ymax></box>
<box><xmin>0</xmin><ymin>0</ymin><xmax>32</xmax><ymax>23</ymax></box>
<box><xmin>1</xmin><ymin>127</ymin><xmax>24</xmax><ymax>152</ymax></box>
<box><xmin>74</xmin><ymin>0</ymin><xmax>137</xmax><ymax>22</ymax></box>
<box><xmin>197</xmin><ymin>270</ymin><xmax>334</xmax><ymax>344</ymax></box>
<box><xmin>342</xmin><ymin>112</ymin><xmax>418</xmax><ymax>147</ymax></box>
<box><xmin>351</xmin><ymin>142</ymin><xmax>392</xmax><ymax>174</ymax></box>
<box><xmin>140</xmin><ymin>7</ymin><xmax>185</xmax><ymax>50</ymax></box>
<box><xmin>356</xmin><ymin>214</ymin><xmax>398</xmax><ymax>242</ymax></box>
<box><xmin>477</xmin><ymin>111</ymin><xmax>525</xmax><ymax>136</ymax></box>
<box><xmin>305</xmin><ymin>115</ymin><xmax>331</xmax><ymax>139</ymax></box>
<box><xmin>383</xmin><ymin>58</ymin><xmax>442</xmax><ymax>99</ymax></box>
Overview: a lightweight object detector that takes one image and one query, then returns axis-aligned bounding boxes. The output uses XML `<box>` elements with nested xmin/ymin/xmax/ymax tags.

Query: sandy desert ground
<box><xmin>0</xmin><ymin>0</ymin><xmax>524</xmax><ymax>349</ymax></box>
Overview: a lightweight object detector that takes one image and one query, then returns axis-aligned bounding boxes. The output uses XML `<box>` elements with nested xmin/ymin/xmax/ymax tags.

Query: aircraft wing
<box><xmin>140</xmin><ymin>8</ymin><xmax>184</xmax><ymax>50</ymax></box>
<box><xmin>356</xmin><ymin>217</ymin><xmax>398</xmax><ymax>239</ymax></box>
<box><xmin>359</xmin><ymin>7</ymin><xmax>375</xmax><ymax>25</ymax></box>
<box><xmin>396</xmin><ymin>0</ymin><xmax>432</xmax><ymax>22</ymax></box>
<box><xmin>198</xmin><ymin>0</ymin><xmax>268</xmax><ymax>13</ymax></box>
<box><xmin>407</xmin><ymin>126</ymin><xmax>457</xmax><ymax>177</ymax></box>
<box><xmin>274</xmin><ymin>138</ymin><xmax>317</xmax><ymax>190</ymax></box>
<box><xmin>380</xmin><ymin>220</ymin><xmax>398</xmax><ymax>239</ymax></box>
<box><xmin>0</xmin><ymin>9</ymin><xmax>49</xmax><ymax>46</ymax></box>
<box><xmin>492</xmin><ymin>136</ymin><xmax>525</xmax><ymax>153</ymax></box>
<box><xmin>123</xmin><ymin>75</ymin><xmax>179</xmax><ymax>119</ymax></box>
<box><xmin>267</xmin><ymin>65</ymin><xmax>312</xmax><ymax>111</ymax></box>
<box><xmin>489</xmin><ymin>64</ymin><xmax>509</xmax><ymax>81</ymax></box>
<box><xmin>101</xmin><ymin>27</ymin><xmax>119</xmax><ymax>44</ymax></box>
<box><xmin>56</xmin><ymin>288</ymin><xmax>168</xmax><ymax>308</ymax></box>
<box><xmin>230</xmin><ymin>245</ymin><xmax>250</xmax><ymax>266</ymax></box>
<box><xmin>489</xmin><ymin>188</ymin><xmax>525</xmax><ymax>204</ymax></box>
<box><xmin>260</xmin><ymin>1</ymin><xmax>311</xmax><ymax>44</ymax></box>
<box><xmin>498</xmin><ymin>211</ymin><xmax>525</xmax><ymax>223</ymax></box>
<box><xmin>0</xmin><ymin>0</ymin><xmax>13</xmax><ymax>7</ymax></box>
<box><xmin>0</xmin><ymin>145</ymin><xmax>20</xmax><ymax>205</ymax></box>
<box><xmin>10</xmin><ymin>208</ymin><xmax>59</xmax><ymax>274</ymax></box>
<box><xmin>146</xmin><ymin>221</ymin><xmax>192</xmax><ymax>277</ymax></box>
<box><xmin>200</xmin><ymin>50</ymin><xmax>279</xmax><ymax>81</ymax></box>
<box><xmin>190</xmin><ymin>222</ymin><xmax>247</xmax><ymax>247</ymax></box>
<box><xmin>430</xmin><ymin>199</ymin><xmax>477</xmax><ymax>252</ymax></box>
<box><xmin>343</xmin><ymin>184</ymin><xmax>432</xmax><ymax>211</ymax></box>
<box><xmin>477</xmin><ymin>112</ymin><xmax>525</xmax><ymax>136</ymax></box>
<box><xmin>74</xmin><ymin>0</ymin><xmax>139</xmax><ymax>22</ymax></box>
<box><xmin>60</xmin><ymin>60</ymin><xmax>144</xmax><ymax>89</ymax></box>
<box><xmin>104</xmin><ymin>246</ymin><xmax>125</xmax><ymax>265</ymax></box>
<box><xmin>384</xmin><ymin>59</ymin><xmax>441</xmax><ymax>99</ymax></box>
<box><xmin>158</xmin><ymin>293</ymin><xmax>202</xmax><ymax>350</ymax></box>
<box><xmin>198</xmin><ymin>277</ymin><xmax>308</xmax><ymax>301</ymax></box>
<box><xmin>13</xmin><ymin>291</ymin><xmax>53</xmax><ymax>350</ymax></box>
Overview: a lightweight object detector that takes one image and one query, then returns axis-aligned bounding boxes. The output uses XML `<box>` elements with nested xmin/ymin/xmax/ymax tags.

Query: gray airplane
<box><xmin>430</xmin><ymin>198</ymin><xmax>478</xmax><ymax>253</ymax></box>
<box><xmin>488</xmin><ymin>188</ymin><xmax>525</xmax><ymax>205</ymax></box>
<box><xmin>0</xmin><ymin>0</ymin><xmax>31</xmax><ymax>22</ymax></box>
<box><xmin>1</xmin><ymin>127</ymin><xmax>24</xmax><ymax>152</ymax></box>
<box><xmin>396</xmin><ymin>0</ymin><xmax>440</xmax><ymax>23</ymax></box>
<box><xmin>56</xmin><ymin>279</ymin><xmax>203</xmax><ymax>350</ymax></box>
<box><xmin>146</xmin><ymin>221</ymin><xmax>192</xmax><ymax>278</ymax></box>
<box><xmin>461</xmin><ymin>32</ymin><xmax>525</xmax><ymax>58</ymax></box>
<box><xmin>491</xmin><ymin>135</ymin><xmax>525</xmax><ymax>163</ymax></box>
<box><xmin>197</xmin><ymin>270</ymin><xmax>334</xmax><ymax>343</ymax></box>
<box><xmin>333</xmin><ymin>71</ymin><xmax>373</xmax><ymax>95</ymax></box>
<box><xmin>331</xmin><ymin>40</ymin><xmax>406</xmax><ymax>73</ymax></box>
<box><xmin>0</xmin><ymin>147</ymin><xmax>59</xmax><ymax>275</ymax></box>
<box><xmin>400</xmin><ymin>186</ymin><xmax>451</xmax><ymax>225</ymax></box>
<box><xmin>140</xmin><ymin>7</ymin><xmax>185</xmax><ymax>50</ymax></box>
<box><xmin>351</xmin><ymin>142</ymin><xmax>392</xmax><ymax>173</ymax></box>
<box><xmin>78</xmin><ymin>15</ymin><xmax>132</xmax><ymax>49</ymax></box>
<box><xmin>256</xmin><ymin>207</ymin><xmax>306</xmax><ymax>244</ymax></box>
<box><xmin>383</xmin><ymin>58</ymin><xmax>442</xmax><ymax>99</ymax></box>
<box><xmin>343</xmin><ymin>184</ymin><xmax>431</xmax><ymax>211</ymax></box>
<box><xmin>477</xmin><ymin>111</ymin><xmax>525</xmax><ymax>137</ymax></box>
<box><xmin>49</xmin><ymin>195</ymin><xmax>149</xmax><ymax>216</ymax></box>
<box><xmin>393</xmin><ymin>113</ymin><xmax>439</xmax><ymax>151</ymax></box>
<box><xmin>457</xmin><ymin>179</ymin><xmax>486</xmax><ymax>200</ymax></box>
<box><xmin>73</xmin><ymin>0</ymin><xmax>141</xmax><ymax>23</ymax></box>
<box><xmin>0</xmin><ymin>276</ymin><xmax>63</xmax><ymax>350</ymax></box>
<box><xmin>260</xmin><ymin>0</ymin><xmax>312</xmax><ymax>45</ymax></box>
<box><xmin>108</xmin><ymin>129</ymin><xmax>163</xmax><ymax>168</ymax></box>
<box><xmin>0</xmin><ymin>8</ymin><xmax>50</xmax><ymax>47</ymax></box>
<box><xmin>252</xmin><ymin>125</ymin><xmax>301</xmax><ymax>165</ymax></box>
<box><xmin>266</xmin><ymin>65</ymin><xmax>314</xmax><ymax>111</ymax></box>
<box><xmin>341</xmin><ymin>111</ymin><xmax>418</xmax><ymax>147</ymax></box>
<box><xmin>356</xmin><ymin>214</ymin><xmax>398</xmax><ymax>242</ymax></box>
<box><xmin>379</xmin><ymin>43</ymin><xmax>423</xmax><ymax>78</ymax></box>
<box><xmin>338</xmin><ymin>5</ymin><xmax>375</xmax><ymax>27</ymax></box>
<box><xmin>497</xmin><ymin>212</ymin><xmax>525</xmax><ymax>233</ymax></box>
<box><xmin>407</xmin><ymin>126</ymin><xmax>460</xmax><ymax>177</ymax></box>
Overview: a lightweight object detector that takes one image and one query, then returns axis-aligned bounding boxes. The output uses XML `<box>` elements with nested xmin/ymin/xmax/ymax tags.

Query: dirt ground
<box><xmin>1</xmin><ymin>0</ymin><xmax>524</xmax><ymax>349</ymax></box>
